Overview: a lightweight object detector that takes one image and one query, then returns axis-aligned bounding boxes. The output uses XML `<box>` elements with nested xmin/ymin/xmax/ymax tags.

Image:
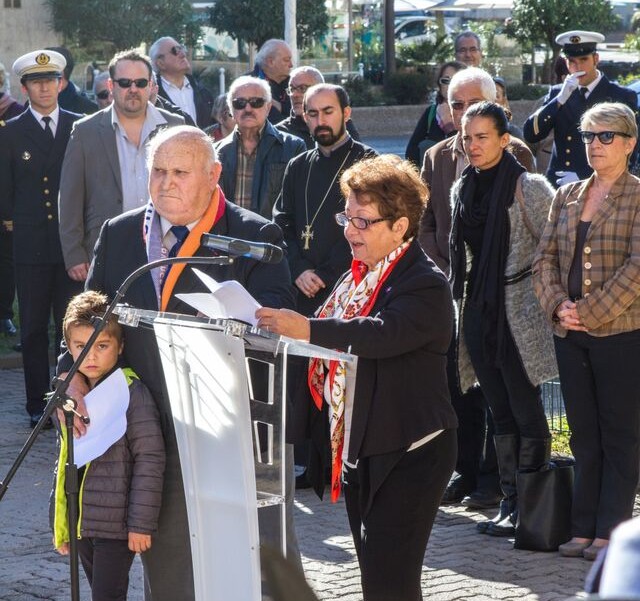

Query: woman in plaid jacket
<box><xmin>533</xmin><ymin>102</ymin><xmax>640</xmax><ymax>561</ymax></box>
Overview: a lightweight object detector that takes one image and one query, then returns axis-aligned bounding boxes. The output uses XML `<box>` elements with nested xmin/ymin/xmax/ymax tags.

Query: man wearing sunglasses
<box><xmin>150</xmin><ymin>36</ymin><xmax>214</xmax><ymax>130</ymax></box>
<box><xmin>252</xmin><ymin>39</ymin><xmax>294</xmax><ymax>123</ymax></box>
<box><xmin>215</xmin><ymin>76</ymin><xmax>306</xmax><ymax>219</ymax></box>
<box><xmin>276</xmin><ymin>66</ymin><xmax>360</xmax><ymax>150</ymax></box>
<box><xmin>418</xmin><ymin>67</ymin><xmax>535</xmax><ymax>513</ymax></box>
<box><xmin>59</xmin><ymin>50</ymin><xmax>184</xmax><ymax>284</ymax></box>
<box><xmin>524</xmin><ymin>30</ymin><xmax>637</xmax><ymax>188</ymax></box>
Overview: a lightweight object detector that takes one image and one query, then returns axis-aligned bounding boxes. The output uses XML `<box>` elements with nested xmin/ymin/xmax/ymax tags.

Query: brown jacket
<box><xmin>533</xmin><ymin>171</ymin><xmax>640</xmax><ymax>337</ymax></box>
<box><xmin>418</xmin><ymin>134</ymin><xmax>536</xmax><ymax>275</ymax></box>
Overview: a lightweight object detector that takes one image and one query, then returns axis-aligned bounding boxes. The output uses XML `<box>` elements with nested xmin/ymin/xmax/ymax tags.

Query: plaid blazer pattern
<box><xmin>533</xmin><ymin>171</ymin><xmax>640</xmax><ymax>337</ymax></box>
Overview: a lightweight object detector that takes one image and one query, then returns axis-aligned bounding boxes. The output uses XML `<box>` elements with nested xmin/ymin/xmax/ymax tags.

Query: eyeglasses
<box><xmin>456</xmin><ymin>46</ymin><xmax>480</xmax><ymax>54</ymax></box>
<box><xmin>113</xmin><ymin>78</ymin><xmax>149</xmax><ymax>89</ymax></box>
<box><xmin>438</xmin><ymin>77</ymin><xmax>451</xmax><ymax>86</ymax></box>
<box><xmin>286</xmin><ymin>84</ymin><xmax>311</xmax><ymax>95</ymax></box>
<box><xmin>335</xmin><ymin>212</ymin><xmax>391</xmax><ymax>230</ymax></box>
<box><xmin>450</xmin><ymin>100</ymin><xmax>482</xmax><ymax>112</ymax></box>
<box><xmin>580</xmin><ymin>130</ymin><xmax>631</xmax><ymax>145</ymax></box>
<box><xmin>96</xmin><ymin>90</ymin><xmax>110</xmax><ymax>100</ymax></box>
<box><xmin>231</xmin><ymin>97</ymin><xmax>267</xmax><ymax>110</ymax></box>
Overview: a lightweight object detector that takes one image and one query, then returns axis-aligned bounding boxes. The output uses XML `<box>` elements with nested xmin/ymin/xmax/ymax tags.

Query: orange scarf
<box><xmin>160</xmin><ymin>188</ymin><xmax>225</xmax><ymax>310</ymax></box>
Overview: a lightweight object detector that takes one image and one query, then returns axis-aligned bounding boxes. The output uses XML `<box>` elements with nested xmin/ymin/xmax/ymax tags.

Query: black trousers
<box><xmin>463</xmin><ymin>306</ymin><xmax>549</xmax><ymax>439</ymax></box>
<box><xmin>15</xmin><ymin>262</ymin><xmax>82</xmax><ymax>416</ymax></box>
<box><xmin>447</xmin><ymin>337</ymin><xmax>499</xmax><ymax>492</ymax></box>
<box><xmin>77</xmin><ymin>537</ymin><xmax>135</xmax><ymax>601</ymax></box>
<box><xmin>554</xmin><ymin>330</ymin><xmax>640</xmax><ymax>539</ymax></box>
<box><xmin>343</xmin><ymin>429</ymin><xmax>457</xmax><ymax>601</ymax></box>
<box><xmin>0</xmin><ymin>228</ymin><xmax>14</xmax><ymax>319</ymax></box>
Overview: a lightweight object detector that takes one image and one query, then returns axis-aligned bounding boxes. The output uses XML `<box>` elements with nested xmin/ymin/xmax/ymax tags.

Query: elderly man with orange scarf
<box><xmin>57</xmin><ymin>125</ymin><xmax>296</xmax><ymax>601</ymax></box>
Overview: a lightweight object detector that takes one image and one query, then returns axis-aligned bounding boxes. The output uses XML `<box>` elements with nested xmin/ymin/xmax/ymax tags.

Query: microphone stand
<box><xmin>0</xmin><ymin>255</ymin><xmax>232</xmax><ymax>601</ymax></box>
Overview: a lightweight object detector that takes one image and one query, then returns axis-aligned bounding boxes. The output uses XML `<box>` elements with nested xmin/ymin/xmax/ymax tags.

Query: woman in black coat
<box><xmin>257</xmin><ymin>155</ymin><xmax>458</xmax><ymax>601</ymax></box>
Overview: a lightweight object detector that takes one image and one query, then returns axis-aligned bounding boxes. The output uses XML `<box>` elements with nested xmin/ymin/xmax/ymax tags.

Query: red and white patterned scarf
<box><xmin>308</xmin><ymin>239</ymin><xmax>412</xmax><ymax>501</ymax></box>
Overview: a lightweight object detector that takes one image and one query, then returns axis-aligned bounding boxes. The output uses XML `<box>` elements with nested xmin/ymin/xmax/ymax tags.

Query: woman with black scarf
<box><xmin>450</xmin><ymin>102</ymin><xmax>558</xmax><ymax>537</ymax></box>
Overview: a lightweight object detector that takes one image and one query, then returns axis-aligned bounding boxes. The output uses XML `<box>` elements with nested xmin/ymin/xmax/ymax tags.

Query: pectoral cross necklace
<box><xmin>302</xmin><ymin>146</ymin><xmax>353</xmax><ymax>250</ymax></box>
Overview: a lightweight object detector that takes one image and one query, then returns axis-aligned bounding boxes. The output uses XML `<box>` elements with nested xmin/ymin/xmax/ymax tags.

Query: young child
<box><xmin>52</xmin><ymin>291</ymin><xmax>165</xmax><ymax>601</ymax></box>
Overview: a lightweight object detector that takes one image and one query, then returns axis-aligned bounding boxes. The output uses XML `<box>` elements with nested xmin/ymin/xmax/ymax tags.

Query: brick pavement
<box><xmin>0</xmin><ymin>367</ymin><xmax>614</xmax><ymax>601</ymax></box>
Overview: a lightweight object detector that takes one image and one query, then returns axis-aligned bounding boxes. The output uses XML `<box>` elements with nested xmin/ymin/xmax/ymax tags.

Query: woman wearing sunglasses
<box><xmin>449</xmin><ymin>101</ymin><xmax>556</xmax><ymax>539</ymax></box>
<box><xmin>533</xmin><ymin>102</ymin><xmax>640</xmax><ymax>560</ymax></box>
<box><xmin>257</xmin><ymin>155</ymin><xmax>458</xmax><ymax>601</ymax></box>
<box><xmin>405</xmin><ymin>61</ymin><xmax>467</xmax><ymax>167</ymax></box>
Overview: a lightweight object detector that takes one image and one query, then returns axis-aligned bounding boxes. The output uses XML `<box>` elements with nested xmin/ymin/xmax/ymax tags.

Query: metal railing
<box><xmin>541</xmin><ymin>379</ymin><xmax>569</xmax><ymax>433</ymax></box>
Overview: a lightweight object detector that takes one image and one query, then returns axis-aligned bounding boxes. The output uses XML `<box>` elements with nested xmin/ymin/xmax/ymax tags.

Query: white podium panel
<box><xmin>154</xmin><ymin>323</ymin><xmax>261</xmax><ymax>601</ymax></box>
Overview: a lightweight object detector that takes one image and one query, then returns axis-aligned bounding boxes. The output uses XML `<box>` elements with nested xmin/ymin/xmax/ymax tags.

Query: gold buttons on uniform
<box><xmin>565</xmin><ymin>161</ymin><xmax>571</xmax><ymax>166</ymax></box>
<box><xmin>584</xmin><ymin>262</ymin><xmax>592</xmax><ymax>269</ymax></box>
<box><xmin>47</xmin><ymin>214</ymin><xmax>53</xmax><ymax>220</ymax></box>
<box><xmin>566</xmin><ymin>149</ymin><xmax>571</xmax><ymax>154</ymax></box>
<box><xmin>44</xmin><ymin>189</ymin><xmax>49</xmax><ymax>195</ymax></box>
<box><xmin>567</xmin><ymin>136</ymin><xmax>572</xmax><ymax>141</ymax></box>
<box><xmin>584</xmin><ymin>279</ymin><xmax>592</xmax><ymax>286</ymax></box>
<box><xmin>584</xmin><ymin>246</ymin><xmax>591</xmax><ymax>254</ymax></box>
<box><xmin>43</xmin><ymin>176</ymin><xmax>48</xmax><ymax>182</ymax></box>
<box><xmin>45</xmin><ymin>202</ymin><xmax>51</xmax><ymax>208</ymax></box>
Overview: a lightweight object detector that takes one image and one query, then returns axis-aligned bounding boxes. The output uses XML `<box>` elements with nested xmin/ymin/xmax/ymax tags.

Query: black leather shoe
<box><xmin>0</xmin><ymin>318</ymin><xmax>16</xmax><ymax>336</ymax></box>
<box><xmin>462</xmin><ymin>490</ymin><xmax>503</xmax><ymax>509</ymax></box>
<box><xmin>441</xmin><ymin>476</ymin><xmax>474</xmax><ymax>505</ymax></box>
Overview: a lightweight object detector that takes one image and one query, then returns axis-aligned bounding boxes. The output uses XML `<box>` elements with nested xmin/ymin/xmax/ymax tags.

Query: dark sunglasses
<box><xmin>438</xmin><ymin>77</ymin><xmax>451</xmax><ymax>86</ymax></box>
<box><xmin>169</xmin><ymin>44</ymin><xmax>186</xmax><ymax>56</ymax></box>
<box><xmin>580</xmin><ymin>130</ymin><xmax>631</xmax><ymax>145</ymax></box>
<box><xmin>114</xmin><ymin>78</ymin><xmax>149</xmax><ymax>89</ymax></box>
<box><xmin>231</xmin><ymin>97</ymin><xmax>267</xmax><ymax>110</ymax></box>
<box><xmin>335</xmin><ymin>212</ymin><xmax>390</xmax><ymax>230</ymax></box>
<box><xmin>96</xmin><ymin>90</ymin><xmax>110</xmax><ymax>100</ymax></box>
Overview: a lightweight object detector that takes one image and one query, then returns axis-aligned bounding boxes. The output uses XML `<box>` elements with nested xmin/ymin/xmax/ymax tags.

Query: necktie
<box><xmin>168</xmin><ymin>225</ymin><xmax>189</xmax><ymax>257</ymax></box>
<box><xmin>42</xmin><ymin>116</ymin><xmax>55</xmax><ymax>141</ymax></box>
<box><xmin>579</xmin><ymin>87</ymin><xmax>588</xmax><ymax>101</ymax></box>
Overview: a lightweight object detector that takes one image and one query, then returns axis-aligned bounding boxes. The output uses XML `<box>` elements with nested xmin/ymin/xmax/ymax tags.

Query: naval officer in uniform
<box><xmin>0</xmin><ymin>50</ymin><xmax>83</xmax><ymax>426</ymax></box>
<box><xmin>524</xmin><ymin>30</ymin><xmax>637</xmax><ymax>187</ymax></box>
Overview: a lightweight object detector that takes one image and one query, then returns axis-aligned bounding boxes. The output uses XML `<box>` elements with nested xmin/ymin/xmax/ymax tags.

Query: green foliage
<box><xmin>506</xmin><ymin>0</ymin><xmax>619</xmax><ymax>55</ymax></box>
<box><xmin>383</xmin><ymin>71</ymin><xmax>430</xmax><ymax>105</ymax></box>
<box><xmin>342</xmin><ymin>76</ymin><xmax>382</xmax><ymax>107</ymax></box>
<box><xmin>45</xmin><ymin>0</ymin><xmax>201</xmax><ymax>52</ymax></box>
<box><xmin>618</xmin><ymin>71</ymin><xmax>640</xmax><ymax>86</ymax></box>
<box><xmin>464</xmin><ymin>20</ymin><xmax>503</xmax><ymax>60</ymax></box>
<box><xmin>209</xmin><ymin>0</ymin><xmax>329</xmax><ymax>49</ymax></box>
<box><xmin>395</xmin><ymin>26</ymin><xmax>453</xmax><ymax>70</ymax></box>
<box><xmin>506</xmin><ymin>83</ymin><xmax>549</xmax><ymax>100</ymax></box>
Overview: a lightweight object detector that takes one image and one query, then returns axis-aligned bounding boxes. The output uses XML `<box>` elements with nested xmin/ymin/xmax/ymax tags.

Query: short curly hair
<box><xmin>63</xmin><ymin>291</ymin><xmax>123</xmax><ymax>346</ymax></box>
<box><xmin>339</xmin><ymin>154</ymin><xmax>428</xmax><ymax>240</ymax></box>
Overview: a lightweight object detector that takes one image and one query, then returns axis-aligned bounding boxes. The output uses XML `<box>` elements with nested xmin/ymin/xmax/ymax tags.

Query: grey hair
<box><xmin>448</xmin><ymin>67</ymin><xmax>496</xmax><ymax>103</ymax></box>
<box><xmin>92</xmin><ymin>70</ymin><xmax>110</xmax><ymax>93</ymax></box>
<box><xmin>147</xmin><ymin>125</ymin><xmax>217</xmax><ymax>171</ymax></box>
<box><xmin>149</xmin><ymin>36</ymin><xmax>177</xmax><ymax>69</ymax></box>
<box><xmin>289</xmin><ymin>66</ymin><xmax>324</xmax><ymax>84</ymax></box>
<box><xmin>227</xmin><ymin>75</ymin><xmax>271</xmax><ymax>110</ymax></box>
<box><xmin>581</xmin><ymin>102</ymin><xmax>638</xmax><ymax>139</ymax></box>
<box><xmin>255</xmin><ymin>39</ymin><xmax>290</xmax><ymax>67</ymax></box>
<box><xmin>455</xmin><ymin>31</ymin><xmax>482</xmax><ymax>51</ymax></box>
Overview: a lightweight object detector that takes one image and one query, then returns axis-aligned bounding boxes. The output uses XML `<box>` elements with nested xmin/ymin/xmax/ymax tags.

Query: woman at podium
<box><xmin>257</xmin><ymin>154</ymin><xmax>458</xmax><ymax>601</ymax></box>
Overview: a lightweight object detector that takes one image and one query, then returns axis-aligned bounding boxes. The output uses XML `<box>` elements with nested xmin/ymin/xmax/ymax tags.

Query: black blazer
<box><xmin>156</xmin><ymin>74</ymin><xmax>214</xmax><ymax>130</ymax></box>
<box><xmin>300</xmin><ymin>240</ymin><xmax>458</xmax><ymax>494</ymax></box>
<box><xmin>0</xmin><ymin>108</ymin><xmax>80</xmax><ymax>264</ymax></box>
<box><xmin>85</xmin><ymin>199</ymin><xmax>296</xmax><ymax>418</ymax></box>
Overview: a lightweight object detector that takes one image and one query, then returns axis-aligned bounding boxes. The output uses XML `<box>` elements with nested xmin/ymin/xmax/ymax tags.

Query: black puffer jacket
<box><xmin>53</xmin><ymin>374</ymin><xmax>166</xmax><ymax>544</ymax></box>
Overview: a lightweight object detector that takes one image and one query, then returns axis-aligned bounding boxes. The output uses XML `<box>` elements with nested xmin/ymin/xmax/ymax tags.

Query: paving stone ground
<box><xmin>0</xmin><ymin>367</ymin><xmax>631</xmax><ymax>601</ymax></box>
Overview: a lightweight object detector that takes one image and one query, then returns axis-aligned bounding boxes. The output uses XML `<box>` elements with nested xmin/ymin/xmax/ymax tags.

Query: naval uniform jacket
<box><xmin>0</xmin><ymin>108</ymin><xmax>80</xmax><ymax>264</ymax></box>
<box><xmin>523</xmin><ymin>75</ymin><xmax>637</xmax><ymax>186</ymax></box>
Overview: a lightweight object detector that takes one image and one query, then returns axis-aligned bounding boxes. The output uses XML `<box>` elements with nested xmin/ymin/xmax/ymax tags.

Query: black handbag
<box><xmin>514</xmin><ymin>457</ymin><xmax>575</xmax><ymax>551</ymax></box>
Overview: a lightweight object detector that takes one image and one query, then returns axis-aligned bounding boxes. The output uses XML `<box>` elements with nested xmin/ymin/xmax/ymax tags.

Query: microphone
<box><xmin>201</xmin><ymin>233</ymin><xmax>283</xmax><ymax>264</ymax></box>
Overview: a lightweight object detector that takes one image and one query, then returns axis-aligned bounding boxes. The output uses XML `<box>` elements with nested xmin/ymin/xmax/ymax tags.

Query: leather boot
<box><xmin>518</xmin><ymin>436</ymin><xmax>551</xmax><ymax>472</ymax></box>
<box><xmin>477</xmin><ymin>434</ymin><xmax>519</xmax><ymax>535</ymax></box>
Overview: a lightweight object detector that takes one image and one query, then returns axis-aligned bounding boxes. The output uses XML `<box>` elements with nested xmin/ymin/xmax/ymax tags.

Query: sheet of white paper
<box><xmin>175</xmin><ymin>269</ymin><xmax>261</xmax><ymax>326</ymax></box>
<box><xmin>73</xmin><ymin>368</ymin><xmax>129</xmax><ymax>467</ymax></box>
